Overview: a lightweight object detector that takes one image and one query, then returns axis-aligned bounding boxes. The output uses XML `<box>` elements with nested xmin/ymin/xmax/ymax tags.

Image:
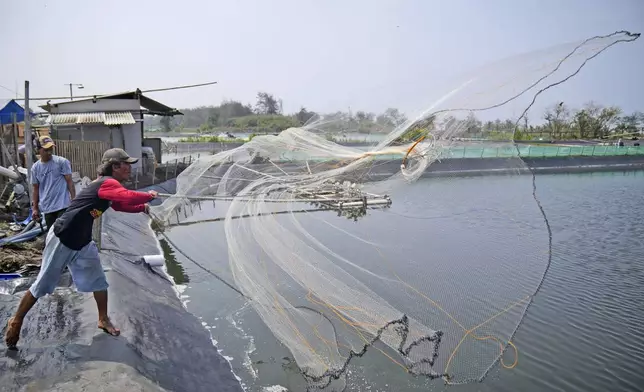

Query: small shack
<box><xmin>0</xmin><ymin>99</ymin><xmax>46</xmax><ymax>143</ymax></box>
<box><xmin>0</xmin><ymin>99</ymin><xmax>29</xmax><ymax>125</ymax></box>
<box><xmin>0</xmin><ymin>100</ymin><xmax>43</xmax><ymax>168</ymax></box>
<box><xmin>40</xmin><ymin>89</ymin><xmax>180</xmax><ymax>166</ymax></box>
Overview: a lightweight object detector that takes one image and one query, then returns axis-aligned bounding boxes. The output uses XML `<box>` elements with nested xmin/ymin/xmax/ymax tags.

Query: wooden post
<box><xmin>24</xmin><ymin>81</ymin><xmax>34</xmax><ymax>176</ymax></box>
<box><xmin>0</xmin><ymin>125</ymin><xmax>5</xmax><ymax>169</ymax></box>
<box><xmin>12</xmin><ymin>113</ymin><xmax>19</xmax><ymax>164</ymax></box>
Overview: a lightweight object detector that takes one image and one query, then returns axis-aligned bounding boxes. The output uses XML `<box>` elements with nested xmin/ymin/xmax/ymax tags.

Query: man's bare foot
<box><xmin>4</xmin><ymin>317</ymin><xmax>23</xmax><ymax>348</ymax></box>
<box><xmin>97</xmin><ymin>318</ymin><xmax>120</xmax><ymax>336</ymax></box>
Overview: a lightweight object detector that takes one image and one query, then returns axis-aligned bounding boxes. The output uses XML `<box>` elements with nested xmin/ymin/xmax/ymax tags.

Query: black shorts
<box><xmin>44</xmin><ymin>209</ymin><xmax>66</xmax><ymax>230</ymax></box>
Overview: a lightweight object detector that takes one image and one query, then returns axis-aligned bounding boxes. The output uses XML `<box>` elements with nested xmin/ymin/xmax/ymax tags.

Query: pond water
<box><xmin>161</xmin><ymin>170</ymin><xmax>644</xmax><ymax>392</ymax></box>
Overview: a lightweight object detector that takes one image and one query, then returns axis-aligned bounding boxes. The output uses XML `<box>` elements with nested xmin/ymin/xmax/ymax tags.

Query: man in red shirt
<box><xmin>5</xmin><ymin>148</ymin><xmax>158</xmax><ymax>348</ymax></box>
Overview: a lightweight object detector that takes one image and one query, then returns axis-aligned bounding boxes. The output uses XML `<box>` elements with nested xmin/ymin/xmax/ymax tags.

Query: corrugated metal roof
<box><xmin>48</xmin><ymin>113</ymin><xmax>80</xmax><ymax>125</ymax></box>
<box><xmin>105</xmin><ymin>111</ymin><xmax>135</xmax><ymax>125</ymax></box>
<box><xmin>46</xmin><ymin>112</ymin><xmax>136</xmax><ymax>126</ymax></box>
<box><xmin>77</xmin><ymin>112</ymin><xmax>105</xmax><ymax>124</ymax></box>
<box><xmin>39</xmin><ymin>90</ymin><xmax>182</xmax><ymax>116</ymax></box>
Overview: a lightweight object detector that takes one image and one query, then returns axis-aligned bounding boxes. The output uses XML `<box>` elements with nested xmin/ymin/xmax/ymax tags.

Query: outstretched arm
<box><xmin>97</xmin><ymin>178</ymin><xmax>154</xmax><ymax>213</ymax></box>
<box><xmin>111</xmin><ymin>200</ymin><xmax>148</xmax><ymax>213</ymax></box>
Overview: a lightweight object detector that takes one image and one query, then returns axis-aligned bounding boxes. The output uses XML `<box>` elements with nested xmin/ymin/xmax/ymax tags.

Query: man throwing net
<box><xmin>5</xmin><ymin>148</ymin><xmax>158</xmax><ymax>348</ymax></box>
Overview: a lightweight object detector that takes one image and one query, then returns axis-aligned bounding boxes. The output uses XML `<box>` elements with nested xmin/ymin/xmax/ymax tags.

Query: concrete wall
<box><xmin>50</xmin><ymin>99</ymin><xmax>140</xmax><ymax>113</ymax></box>
<box><xmin>362</xmin><ymin>155</ymin><xmax>644</xmax><ymax>179</ymax></box>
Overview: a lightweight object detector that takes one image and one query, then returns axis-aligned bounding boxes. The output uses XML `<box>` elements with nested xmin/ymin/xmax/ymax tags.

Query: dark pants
<box><xmin>44</xmin><ymin>209</ymin><xmax>66</xmax><ymax>231</ymax></box>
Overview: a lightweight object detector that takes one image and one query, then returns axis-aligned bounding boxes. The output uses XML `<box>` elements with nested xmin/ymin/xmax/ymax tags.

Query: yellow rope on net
<box><xmin>370</xmin><ymin>247</ymin><xmax>523</xmax><ymax>383</ymax></box>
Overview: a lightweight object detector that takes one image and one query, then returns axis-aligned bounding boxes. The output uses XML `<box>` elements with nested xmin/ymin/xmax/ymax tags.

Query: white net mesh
<box><xmin>151</xmin><ymin>31</ymin><xmax>639</xmax><ymax>390</ymax></box>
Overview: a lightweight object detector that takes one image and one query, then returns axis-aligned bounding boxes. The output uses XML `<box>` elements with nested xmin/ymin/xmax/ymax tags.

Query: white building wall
<box><xmin>122</xmin><ymin>123</ymin><xmax>142</xmax><ymax>168</ymax></box>
<box><xmin>53</xmin><ymin>124</ymin><xmax>142</xmax><ymax>169</ymax></box>
<box><xmin>55</xmin><ymin>125</ymin><xmax>122</xmax><ymax>146</ymax></box>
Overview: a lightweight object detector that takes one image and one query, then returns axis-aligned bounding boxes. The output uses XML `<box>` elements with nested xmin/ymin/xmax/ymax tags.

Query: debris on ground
<box><xmin>0</xmin><ymin>220</ymin><xmax>44</xmax><ymax>273</ymax></box>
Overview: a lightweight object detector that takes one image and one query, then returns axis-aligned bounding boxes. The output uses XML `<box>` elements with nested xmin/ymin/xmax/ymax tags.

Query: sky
<box><xmin>1</xmin><ymin>0</ymin><xmax>643</xmax><ymax>123</ymax></box>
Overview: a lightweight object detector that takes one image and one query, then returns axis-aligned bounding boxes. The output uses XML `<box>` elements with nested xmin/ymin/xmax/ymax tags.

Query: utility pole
<box><xmin>65</xmin><ymin>83</ymin><xmax>84</xmax><ymax>100</ymax></box>
<box><xmin>24</xmin><ymin>80</ymin><xmax>34</xmax><ymax>177</ymax></box>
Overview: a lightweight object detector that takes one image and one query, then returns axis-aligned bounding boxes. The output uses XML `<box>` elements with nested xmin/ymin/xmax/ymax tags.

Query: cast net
<box><xmin>150</xmin><ymin>31</ymin><xmax>639</xmax><ymax>390</ymax></box>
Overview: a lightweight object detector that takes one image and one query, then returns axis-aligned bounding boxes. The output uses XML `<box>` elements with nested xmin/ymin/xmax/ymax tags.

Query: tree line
<box><xmin>148</xmin><ymin>93</ymin><xmax>642</xmax><ymax>140</ymax></box>
<box><xmin>536</xmin><ymin>102</ymin><xmax>641</xmax><ymax>139</ymax></box>
<box><xmin>414</xmin><ymin>101</ymin><xmax>642</xmax><ymax>141</ymax></box>
<box><xmin>148</xmin><ymin>92</ymin><xmax>408</xmax><ymax>134</ymax></box>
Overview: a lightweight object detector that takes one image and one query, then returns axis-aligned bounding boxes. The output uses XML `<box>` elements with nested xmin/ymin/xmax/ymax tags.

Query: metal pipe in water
<box><xmin>156</xmin><ymin>192</ymin><xmax>384</xmax><ymax>204</ymax></box>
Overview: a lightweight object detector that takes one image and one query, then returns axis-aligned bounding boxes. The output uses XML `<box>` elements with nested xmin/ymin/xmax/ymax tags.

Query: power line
<box><xmin>140</xmin><ymin>81</ymin><xmax>218</xmax><ymax>94</ymax></box>
<box><xmin>0</xmin><ymin>80</ymin><xmax>218</xmax><ymax>101</ymax></box>
<box><xmin>0</xmin><ymin>84</ymin><xmax>21</xmax><ymax>97</ymax></box>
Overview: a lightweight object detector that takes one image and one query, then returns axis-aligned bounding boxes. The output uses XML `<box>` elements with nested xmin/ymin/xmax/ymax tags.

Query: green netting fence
<box><xmin>280</xmin><ymin>145</ymin><xmax>644</xmax><ymax>161</ymax></box>
<box><xmin>446</xmin><ymin>145</ymin><xmax>644</xmax><ymax>159</ymax></box>
<box><xmin>278</xmin><ymin>145</ymin><xmax>643</xmax><ymax>162</ymax></box>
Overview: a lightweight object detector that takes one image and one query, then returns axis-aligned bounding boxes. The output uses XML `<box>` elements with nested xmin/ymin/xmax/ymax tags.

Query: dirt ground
<box><xmin>0</xmin><ymin>219</ymin><xmax>44</xmax><ymax>273</ymax></box>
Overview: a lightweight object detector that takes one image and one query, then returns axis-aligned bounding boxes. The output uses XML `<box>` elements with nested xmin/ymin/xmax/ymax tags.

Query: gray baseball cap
<box><xmin>102</xmin><ymin>148</ymin><xmax>139</xmax><ymax>164</ymax></box>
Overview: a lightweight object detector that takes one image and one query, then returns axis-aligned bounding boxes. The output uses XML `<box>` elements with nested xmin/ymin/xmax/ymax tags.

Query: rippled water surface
<box><xmin>162</xmin><ymin>170</ymin><xmax>644</xmax><ymax>392</ymax></box>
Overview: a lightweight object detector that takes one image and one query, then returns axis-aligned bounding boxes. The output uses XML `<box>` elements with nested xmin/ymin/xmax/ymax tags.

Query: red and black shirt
<box><xmin>53</xmin><ymin>176</ymin><xmax>153</xmax><ymax>250</ymax></box>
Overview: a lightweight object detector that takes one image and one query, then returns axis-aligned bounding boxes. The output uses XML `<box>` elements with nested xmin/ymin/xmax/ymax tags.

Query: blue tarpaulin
<box><xmin>0</xmin><ymin>99</ymin><xmax>32</xmax><ymax>124</ymax></box>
